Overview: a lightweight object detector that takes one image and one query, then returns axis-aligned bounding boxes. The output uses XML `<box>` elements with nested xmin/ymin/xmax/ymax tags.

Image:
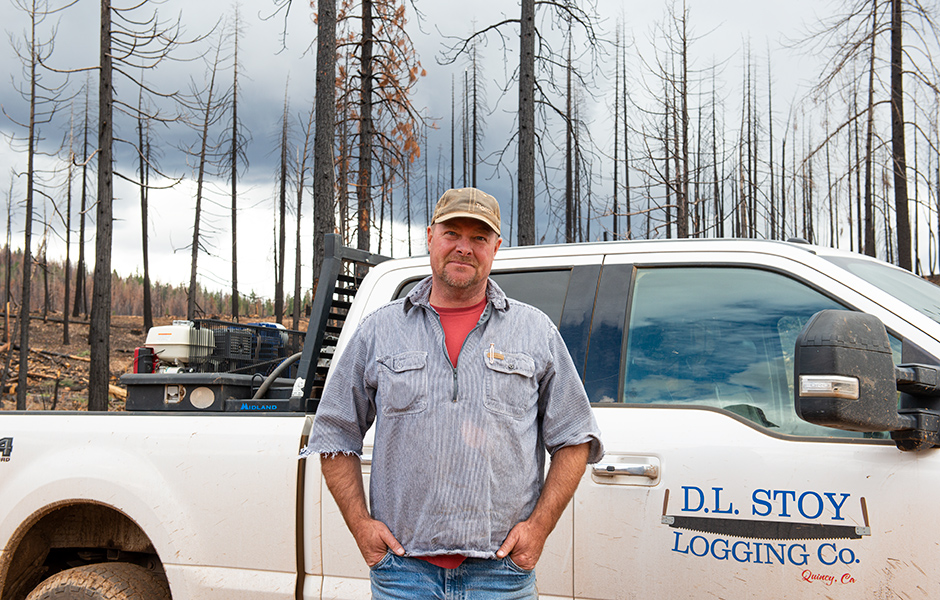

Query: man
<box><xmin>303</xmin><ymin>187</ymin><xmax>603</xmax><ymax>598</ymax></box>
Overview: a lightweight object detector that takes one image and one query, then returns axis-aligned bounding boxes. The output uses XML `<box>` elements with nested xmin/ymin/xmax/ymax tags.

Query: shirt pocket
<box><xmin>483</xmin><ymin>351</ymin><xmax>537</xmax><ymax>419</ymax></box>
<box><xmin>377</xmin><ymin>351</ymin><xmax>429</xmax><ymax>416</ymax></box>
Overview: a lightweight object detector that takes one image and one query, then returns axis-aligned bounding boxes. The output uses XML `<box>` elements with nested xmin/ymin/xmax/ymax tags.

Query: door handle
<box><xmin>592</xmin><ymin>462</ymin><xmax>658</xmax><ymax>480</ymax></box>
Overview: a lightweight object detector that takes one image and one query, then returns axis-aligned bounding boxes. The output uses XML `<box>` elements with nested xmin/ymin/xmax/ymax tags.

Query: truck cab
<box><xmin>313</xmin><ymin>237</ymin><xmax>940</xmax><ymax>599</ymax></box>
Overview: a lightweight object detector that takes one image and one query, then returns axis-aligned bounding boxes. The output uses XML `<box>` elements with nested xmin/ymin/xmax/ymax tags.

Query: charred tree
<box><xmin>275</xmin><ymin>85</ymin><xmax>291</xmax><ymax>324</ymax></box>
<box><xmin>6</xmin><ymin>0</ymin><xmax>74</xmax><ymax>409</ymax></box>
<box><xmin>186</xmin><ymin>43</ymin><xmax>225</xmax><ymax>321</ymax></box>
<box><xmin>890</xmin><ymin>0</ymin><xmax>911</xmax><ymax>269</ymax></box>
<box><xmin>293</xmin><ymin>102</ymin><xmax>315</xmax><ymax>330</ymax></box>
<box><xmin>312</xmin><ymin>0</ymin><xmax>337</xmax><ymax>285</ymax></box>
<box><xmin>88</xmin><ymin>0</ymin><xmax>194</xmax><ymax>410</ymax></box>
<box><xmin>228</xmin><ymin>4</ymin><xmax>249</xmax><ymax>321</ymax></box>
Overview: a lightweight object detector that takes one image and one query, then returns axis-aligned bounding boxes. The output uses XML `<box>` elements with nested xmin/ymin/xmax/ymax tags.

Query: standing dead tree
<box><xmin>71</xmin><ymin>75</ymin><xmax>92</xmax><ymax>321</ymax></box>
<box><xmin>293</xmin><ymin>102</ymin><xmax>316</xmax><ymax>330</ymax></box>
<box><xmin>274</xmin><ymin>82</ymin><xmax>292</xmax><ymax>324</ymax></box>
<box><xmin>132</xmin><ymin>75</ymin><xmax>176</xmax><ymax>333</ymax></box>
<box><xmin>85</xmin><ymin>0</ymin><xmax>199</xmax><ymax>411</ymax></box>
<box><xmin>3</xmin><ymin>175</ymin><xmax>14</xmax><ymax>343</ymax></box>
<box><xmin>464</xmin><ymin>34</ymin><xmax>487</xmax><ymax>189</ymax></box>
<box><xmin>631</xmin><ymin>0</ymin><xmax>707</xmax><ymax>240</ymax></box>
<box><xmin>889</xmin><ymin>0</ymin><xmax>911</xmax><ymax>269</ymax></box>
<box><xmin>797</xmin><ymin>0</ymin><xmax>940</xmax><ymax>269</ymax></box>
<box><xmin>334</xmin><ymin>0</ymin><xmax>425</xmax><ymax>253</ymax></box>
<box><xmin>4</xmin><ymin>0</ymin><xmax>75</xmax><ymax>409</ymax></box>
<box><xmin>226</xmin><ymin>3</ymin><xmax>249</xmax><ymax>321</ymax></box>
<box><xmin>440</xmin><ymin>0</ymin><xmax>602</xmax><ymax>246</ymax></box>
<box><xmin>183</xmin><ymin>37</ymin><xmax>227</xmax><ymax>321</ymax></box>
<box><xmin>136</xmin><ymin>84</ymin><xmax>153</xmax><ymax>331</ymax></box>
<box><xmin>555</xmin><ymin>15</ymin><xmax>604</xmax><ymax>245</ymax></box>
<box><xmin>61</xmin><ymin>101</ymin><xmax>77</xmax><ymax>344</ymax></box>
<box><xmin>269</xmin><ymin>0</ymin><xmax>339</xmax><ymax>290</ymax></box>
<box><xmin>312</xmin><ymin>0</ymin><xmax>337</xmax><ymax>289</ymax></box>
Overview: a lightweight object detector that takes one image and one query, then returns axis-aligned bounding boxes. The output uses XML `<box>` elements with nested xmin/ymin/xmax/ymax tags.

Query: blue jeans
<box><xmin>370</xmin><ymin>553</ymin><xmax>537</xmax><ymax>600</ymax></box>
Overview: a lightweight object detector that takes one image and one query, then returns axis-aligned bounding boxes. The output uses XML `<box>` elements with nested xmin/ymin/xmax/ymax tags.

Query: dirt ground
<box><xmin>0</xmin><ymin>314</ymin><xmax>153</xmax><ymax>411</ymax></box>
<box><xmin>0</xmin><ymin>313</ymin><xmax>304</xmax><ymax>411</ymax></box>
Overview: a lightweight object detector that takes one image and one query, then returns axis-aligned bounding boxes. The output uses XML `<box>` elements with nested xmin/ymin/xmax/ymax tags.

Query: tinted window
<box><xmin>583</xmin><ymin>264</ymin><xmax>632</xmax><ymax>403</ymax></box>
<box><xmin>825</xmin><ymin>255</ymin><xmax>940</xmax><ymax>325</ymax></box>
<box><xmin>491</xmin><ymin>270</ymin><xmax>569</xmax><ymax>325</ymax></box>
<box><xmin>621</xmin><ymin>267</ymin><xmax>888</xmax><ymax>439</ymax></box>
<box><xmin>395</xmin><ymin>270</ymin><xmax>571</xmax><ymax>325</ymax></box>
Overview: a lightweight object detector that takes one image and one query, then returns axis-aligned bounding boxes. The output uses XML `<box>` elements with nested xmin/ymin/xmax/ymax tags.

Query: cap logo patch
<box><xmin>474</xmin><ymin>202</ymin><xmax>496</xmax><ymax>216</ymax></box>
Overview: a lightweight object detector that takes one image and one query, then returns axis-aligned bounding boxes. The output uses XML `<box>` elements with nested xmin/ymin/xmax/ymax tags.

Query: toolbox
<box><xmin>121</xmin><ymin>372</ymin><xmax>299</xmax><ymax>412</ymax></box>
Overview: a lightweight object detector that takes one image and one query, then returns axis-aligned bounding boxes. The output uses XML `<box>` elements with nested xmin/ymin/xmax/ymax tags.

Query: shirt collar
<box><xmin>405</xmin><ymin>276</ymin><xmax>509</xmax><ymax>313</ymax></box>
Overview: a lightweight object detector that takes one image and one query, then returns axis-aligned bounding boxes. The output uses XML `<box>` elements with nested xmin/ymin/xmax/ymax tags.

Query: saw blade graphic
<box><xmin>661</xmin><ymin>489</ymin><xmax>871</xmax><ymax>541</ymax></box>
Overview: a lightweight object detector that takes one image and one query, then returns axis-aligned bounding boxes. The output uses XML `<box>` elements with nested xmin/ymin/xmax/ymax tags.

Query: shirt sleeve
<box><xmin>302</xmin><ymin>315</ymin><xmax>379</xmax><ymax>457</ymax></box>
<box><xmin>538</xmin><ymin>322</ymin><xmax>604</xmax><ymax>463</ymax></box>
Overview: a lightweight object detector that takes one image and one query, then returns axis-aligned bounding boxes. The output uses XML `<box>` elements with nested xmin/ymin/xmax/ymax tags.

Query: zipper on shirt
<box><xmin>429</xmin><ymin>303</ymin><xmax>491</xmax><ymax>404</ymax></box>
<box><xmin>427</xmin><ymin>308</ymin><xmax>459</xmax><ymax>403</ymax></box>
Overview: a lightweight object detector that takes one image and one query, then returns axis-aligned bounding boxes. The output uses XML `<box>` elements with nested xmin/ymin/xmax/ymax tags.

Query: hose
<box><xmin>251</xmin><ymin>352</ymin><xmax>303</xmax><ymax>400</ymax></box>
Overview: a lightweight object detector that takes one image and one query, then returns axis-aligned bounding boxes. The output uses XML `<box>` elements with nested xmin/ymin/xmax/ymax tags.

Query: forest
<box><xmin>0</xmin><ymin>247</ymin><xmax>289</xmax><ymax>320</ymax></box>
<box><xmin>4</xmin><ymin>0</ymin><xmax>940</xmax><ymax>409</ymax></box>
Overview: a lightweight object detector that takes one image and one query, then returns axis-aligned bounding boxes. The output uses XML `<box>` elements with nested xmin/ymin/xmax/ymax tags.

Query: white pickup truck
<box><xmin>2</xmin><ymin>235</ymin><xmax>939</xmax><ymax>599</ymax></box>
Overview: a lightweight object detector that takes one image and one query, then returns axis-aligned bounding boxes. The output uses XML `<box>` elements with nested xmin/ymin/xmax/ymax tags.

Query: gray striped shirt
<box><xmin>306</xmin><ymin>276</ymin><xmax>603</xmax><ymax>559</ymax></box>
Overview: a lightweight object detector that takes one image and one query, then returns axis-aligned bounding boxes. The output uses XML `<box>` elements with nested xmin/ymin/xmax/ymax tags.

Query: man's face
<box><xmin>427</xmin><ymin>217</ymin><xmax>501</xmax><ymax>296</ymax></box>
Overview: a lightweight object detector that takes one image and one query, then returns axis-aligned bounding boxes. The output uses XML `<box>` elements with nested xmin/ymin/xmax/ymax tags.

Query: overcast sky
<box><xmin>0</xmin><ymin>0</ymin><xmax>826</xmax><ymax>301</ymax></box>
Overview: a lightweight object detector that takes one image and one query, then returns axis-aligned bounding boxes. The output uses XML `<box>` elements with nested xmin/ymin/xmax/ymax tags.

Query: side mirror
<box><xmin>794</xmin><ymin>310</ymin><xmax>940</xmax><ymax>451</ymax></box>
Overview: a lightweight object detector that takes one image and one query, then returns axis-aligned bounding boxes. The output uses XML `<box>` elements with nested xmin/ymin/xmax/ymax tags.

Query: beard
<box><xmin>438</xmin><ymin>258</ymin><xmax>483</xmax><ymax>290</ymax></box>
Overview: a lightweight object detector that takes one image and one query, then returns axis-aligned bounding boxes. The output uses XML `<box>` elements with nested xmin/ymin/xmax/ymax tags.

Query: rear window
<box><xmin>395</xmin><ymin>270</ymin><xmax>571</xmax><ymax>325</ymax></box>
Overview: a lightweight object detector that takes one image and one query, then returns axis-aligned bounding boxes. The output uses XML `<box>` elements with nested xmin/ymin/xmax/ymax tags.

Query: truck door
<box><xmin>573</xmin><ymin>258</ymin><xmax>940</xmax><ymax>598</ymax></box>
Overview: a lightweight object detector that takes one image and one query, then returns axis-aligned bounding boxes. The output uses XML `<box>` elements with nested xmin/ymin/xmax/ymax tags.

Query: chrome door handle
<box><xmin>593</xmin><ymin>463</ymin><xmax>658</xmax><ymax>480</ymax></box>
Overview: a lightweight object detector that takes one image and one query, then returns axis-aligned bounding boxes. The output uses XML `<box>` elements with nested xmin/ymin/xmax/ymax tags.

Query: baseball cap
<box><xmin>431</xmin><ymin>188</ymin><xmax>501</xmax><ymax>235</ymax></box>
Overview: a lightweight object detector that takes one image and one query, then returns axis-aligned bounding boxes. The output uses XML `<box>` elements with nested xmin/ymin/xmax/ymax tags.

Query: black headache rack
<box><xmin>121</xmin><ymin>234</ymin><xmax>389</xmax><ymax>413</ymax></box>
<box><xmin>291</xmin><ymin>235</ymin><xmax>390</xmax><ymax>412</ymax></box>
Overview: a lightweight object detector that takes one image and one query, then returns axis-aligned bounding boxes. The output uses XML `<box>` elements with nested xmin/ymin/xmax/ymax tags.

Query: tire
<box><xmin>26</xmin><ymin>562</ymin><xmax>170</xmax><ymax>600</ymax></box>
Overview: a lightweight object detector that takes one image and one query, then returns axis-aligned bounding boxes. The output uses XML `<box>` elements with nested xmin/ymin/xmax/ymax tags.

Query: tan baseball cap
<box><xmin>431</xmin><ymin>188</ymin><xmax>501</xmax><ymax>235</ymax></box>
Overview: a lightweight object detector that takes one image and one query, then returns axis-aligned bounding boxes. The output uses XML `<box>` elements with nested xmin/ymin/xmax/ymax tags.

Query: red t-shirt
<box><xmin>416</xmin><ymin>298</ymin><xmax>487</xmax><ymax>569</ymax></box>
<box><xmin>433</xmin><ymin>299</ymin><xmax>487</xmax><ymax>368</ymax></box>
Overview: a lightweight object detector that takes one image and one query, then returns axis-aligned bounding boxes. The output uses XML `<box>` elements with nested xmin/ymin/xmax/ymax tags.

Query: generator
<box><xmin>120</xmin><ymin>234</ymin><xmax>390</xmax><ymax>413</ymax></box>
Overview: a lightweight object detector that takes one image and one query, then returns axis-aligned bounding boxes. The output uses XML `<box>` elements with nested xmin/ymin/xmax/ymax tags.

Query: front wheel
<box><xmin>26</xmin><ymin>562</ymin><xmax>170</xmax><ymax>600</ymax></box>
